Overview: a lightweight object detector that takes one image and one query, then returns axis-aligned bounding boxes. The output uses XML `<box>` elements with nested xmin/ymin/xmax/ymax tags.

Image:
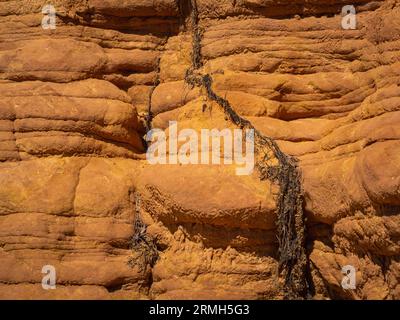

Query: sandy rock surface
<box><xmin>0</xmin><ymin>0</ymin><xmax>399</xmax><ymax>299</ymax></box>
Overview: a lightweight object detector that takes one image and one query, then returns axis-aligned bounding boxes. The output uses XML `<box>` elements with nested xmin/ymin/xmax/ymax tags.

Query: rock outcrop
<box><xmin>0</xmin><ymin>0</ymin><xmax>399</xmax><ymax>299</ymax></box>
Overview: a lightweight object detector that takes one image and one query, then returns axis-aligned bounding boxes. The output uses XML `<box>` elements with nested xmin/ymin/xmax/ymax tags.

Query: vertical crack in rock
<box><xmin>183</xmin><ymin>0</ymin><xmax>312</xmax><ymax>299</ymax></box>
<box><xmin>145</xmin><ymin>59</ymin><xmax>161</xmax><ymax>132</ymax></box>
<box><xmin>128</xmin><ymin>191</ymin><xmax>159</xmax><ymax>273</ymax></box>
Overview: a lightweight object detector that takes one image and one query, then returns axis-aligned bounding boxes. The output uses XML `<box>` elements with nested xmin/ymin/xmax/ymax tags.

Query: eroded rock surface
<box><xmin>0</xmin><ymin>0</ymin><xmax>399</xmax><ymax>299</ymax></box>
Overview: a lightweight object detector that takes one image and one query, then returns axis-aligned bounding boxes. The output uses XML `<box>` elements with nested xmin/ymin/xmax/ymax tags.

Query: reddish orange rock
<box><xmin>0</xmin><ymin>0</ymin><xmax>399</xmax><ymax>300</ymax></box>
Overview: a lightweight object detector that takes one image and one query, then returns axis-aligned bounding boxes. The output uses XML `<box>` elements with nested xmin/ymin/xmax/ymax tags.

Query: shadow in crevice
<box><xmin>163</xmin><ymin>221</ymin><xmax>278</xmax><ymax>259</ymax></box>
<box><xmin>57</xmin><ymin>11</ymin><xmax>182</xmax><ymax>37</ymax></box>
<box><xmin>306</xmin><ymin>222</ymin><xmax>335</xmax><ymax>250</ymax></box>
<box><xmin>374</xmin><ymin>203</ymin><xmax>400</xmax><ymax>217</ymax></box>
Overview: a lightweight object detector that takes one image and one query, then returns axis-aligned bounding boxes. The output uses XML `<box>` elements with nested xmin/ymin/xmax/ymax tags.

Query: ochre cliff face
<box><xmin>0</xmin><ymin>0</ymin><xmax>399</xmax><ymax>300</ymax></box>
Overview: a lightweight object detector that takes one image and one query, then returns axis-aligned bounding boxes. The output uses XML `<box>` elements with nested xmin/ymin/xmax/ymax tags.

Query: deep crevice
<box><xmin>145</xmin><ymin>58</ymin><xmax>161</xmax><ymax>133</ymax></box>
<box><xmin>183</xmin><ymin>0</ymin><xmax>313</xmax><ymax>300</ymax></box>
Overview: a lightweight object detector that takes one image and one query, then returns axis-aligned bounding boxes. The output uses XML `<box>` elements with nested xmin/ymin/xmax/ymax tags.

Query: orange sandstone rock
<box><xmin>0</xmin><ymin>0</ymin><xmax>399</xmax><ymax>300</ymax></box>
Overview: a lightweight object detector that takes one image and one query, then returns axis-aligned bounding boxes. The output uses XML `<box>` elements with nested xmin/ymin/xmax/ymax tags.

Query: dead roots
<box><xmin>128</xmin><ymin>192</ymin><xmax>159</xmax><ymax>272</ymax></box>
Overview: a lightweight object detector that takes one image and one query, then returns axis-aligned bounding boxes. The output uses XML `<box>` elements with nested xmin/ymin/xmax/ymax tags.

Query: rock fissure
<box><xmin>183</xmin><ymin>0</ymin><xmax>312</xmax><ymax>300</ymax></box>
<box><xmin>145</xmin><ymin>58</ymin><xmax>161</xmax><ymax>132</ymax></box>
